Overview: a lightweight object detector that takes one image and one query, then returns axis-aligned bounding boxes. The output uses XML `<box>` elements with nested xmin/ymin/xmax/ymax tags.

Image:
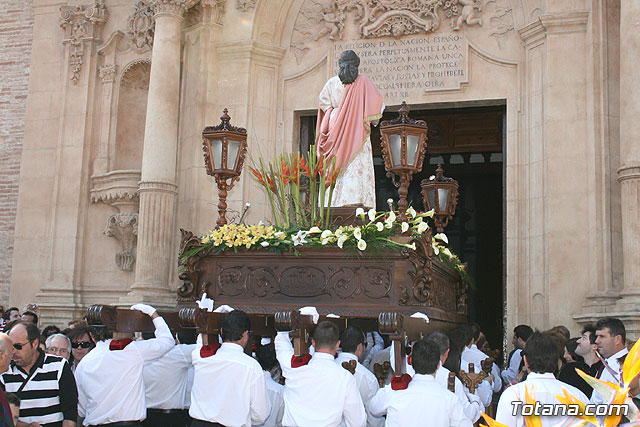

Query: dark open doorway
<box><xmin>298</xmin><ymin>104</ymin><xmax>506</xmax><ymax>348</ymax></box>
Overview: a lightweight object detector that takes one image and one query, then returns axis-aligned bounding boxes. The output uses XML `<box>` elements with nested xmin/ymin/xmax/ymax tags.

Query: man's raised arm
<box><xmin>130</xmin><ymin>304</ymin><xmax>174</xmax><ymax>362</ymax></box>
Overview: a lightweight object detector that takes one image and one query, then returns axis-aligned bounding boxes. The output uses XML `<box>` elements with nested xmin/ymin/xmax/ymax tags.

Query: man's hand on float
<box><xmin>131</xmin><ymin>303</ymin><xmax>158</xmax><ymax>319</ymax></box>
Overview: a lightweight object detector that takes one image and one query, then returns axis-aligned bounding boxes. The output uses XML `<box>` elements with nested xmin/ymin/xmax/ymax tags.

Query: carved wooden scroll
<box><xmin>458</xmin><ymin>359</ymin><xmax>493</xmax><ymax>394</ymax></box>
<box><xmin>373</xmin><ymin>361</ymin><xmax>392</xmax><ymax>387</ymax></box>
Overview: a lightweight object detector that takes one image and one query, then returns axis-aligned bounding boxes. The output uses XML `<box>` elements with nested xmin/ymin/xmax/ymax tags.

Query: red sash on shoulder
<box><xmin>391</xmin><ymin>373</ymin><xmax>412</xmax><ymax>390</ymax></box>
<box><xmin>291</xmin><ymin>353</ymin><xmax>312</xmax><ymax>368</ymax></box>
<box><xmin>200</xmin><ymin>343</ymin><xmax>222</xmax><ymax>358</ymax></box>
<box><xmin>109</xmin><ymin>338</ymin><xmax>133</xmax><ymax>351</ymax></box>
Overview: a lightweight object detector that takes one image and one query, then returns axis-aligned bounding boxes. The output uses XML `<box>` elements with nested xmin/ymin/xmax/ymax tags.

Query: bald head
<box><xmin>0</xmin><ymin>333</ymin><xmax>13</xmax><ymax>373</ymax></box>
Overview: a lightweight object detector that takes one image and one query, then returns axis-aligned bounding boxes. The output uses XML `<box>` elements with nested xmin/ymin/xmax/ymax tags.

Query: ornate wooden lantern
<box><xmin>202</xmin><ymin>109</ymin><xmax>248</xmax><ymax>226</ymax></box>
<box><xmin>420</xmin><ymin>164</ymin><xmax>459</xmax><ymax>233</ymax></box>
<box><xmin>379</xmin><ymin>101</ymin><xmax>428</xmax><ymax>222</ymax></box>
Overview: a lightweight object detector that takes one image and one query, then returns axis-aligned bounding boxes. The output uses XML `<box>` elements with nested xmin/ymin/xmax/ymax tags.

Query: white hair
<box><xmin>45</xmin><ymin>333</ymin><xmax>72</xmax><ymax>353</ymax></box>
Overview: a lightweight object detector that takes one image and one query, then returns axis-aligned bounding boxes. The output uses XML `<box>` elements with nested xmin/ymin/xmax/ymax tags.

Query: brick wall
<box><xmin>0</xmin><ymin>0</ymin><xmax>34</xmax><ymax>306</ymax></box>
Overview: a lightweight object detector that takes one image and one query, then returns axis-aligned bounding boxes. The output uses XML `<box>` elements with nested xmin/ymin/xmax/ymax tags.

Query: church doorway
<box><xmin>298</xmin><ymin>103</ymin><xmax>506</xmax><ymax>348</ymax></box>
<box><xmin>371</xmin><ymin>104</ymin><xmax>506</xmax><ymax>348</ymax></box>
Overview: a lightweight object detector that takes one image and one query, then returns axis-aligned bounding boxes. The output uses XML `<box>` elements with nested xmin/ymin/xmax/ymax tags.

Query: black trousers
<box><xmin>143</xmin><ymin>409</ymin><xmax>191</xmax><ymax>427</ymax></box>
<box><xmin>190</xmin><ymin>419</ymin><xmax>225</xmax><ymax>427</ymax></box>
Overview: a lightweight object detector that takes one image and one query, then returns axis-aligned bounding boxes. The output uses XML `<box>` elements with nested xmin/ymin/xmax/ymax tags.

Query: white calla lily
<box><xmin>355</xmin><ymin>207</ymin><xmax>365</xmax><ymax>216</ymax></box>
<box><xmin>353</xmin><ymin>228</ymin><xmax>362</xmax><ymax>240</ymax></box>
<box><xmin>337</xmin><ymin>235</ymin><xmax>348</xmax><ymax>249</ymax></box>
<box><xmin>388</xmin><ymin>211</ymin><xmax>397</xmax><ymax>222</ymax></box>
<box><xmin>260</xmin><ymin>241</ymin><xmax>269</xmax><ymax>247</ymax></box>
<box><xmin>321</xmin><ymin>229</ymin><xmax>332</xmax><ymax>239</ymax></box>
<box><xmin>432</xmin><ymin>243</ymin><xmax>440</xmax><ymax>255</ymax></box>
<box><xmin>401</xmin><ymin>222</ymin><xmax>409</xmax><ymax>233</ymax></box>
<box><xmin>442</xmin><ymin>248</ymin><xmax>453</xmax><ymax>258</ymax></box>
<box><xmin>408</xmin><ymin>242</ymin><xmax>416</xmax><ymax>250</ymax></box>
<box><xmin>357</xmin><ymin>239</ymin><xmax>367</xmax><ymax>251</ymax></box>
<box><xmin>368</xmin><ymin>208</ymin><xmax>377</xmax><ymax>222</ymax></box>
<box><xmin>425</xmin><ymin>209</ymin><xmax>435</xmax><ymax>218</ymax></box>
<box><xmin>417</xmin><ymin>222</ymin><xmax>428</xmax><ymax>233</ymax></box>
<box><xmin>308</xmin><ymin>226</ymin><xmax>321</xmax><ymax>234</ymax></box>
<box><xmin>434</xmin><ymin>233</ymin><xmax>449</xmax><ymax>244</ymax></box>
<box><xmin>375</xmin><ymin>222</ymin><xmax>384</xmax><ymax>232</ymax></box>
<box><xmin>407</xmin><ymin>206</ymin><xmax>417</xmax><ymax>218</ymax></box>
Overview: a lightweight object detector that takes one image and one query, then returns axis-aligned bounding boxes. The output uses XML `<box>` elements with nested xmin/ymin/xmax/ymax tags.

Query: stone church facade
<box><xmin>3</xmin><ymin>0</ymin><xmax>640</xmax><ymax>339</ymax></box>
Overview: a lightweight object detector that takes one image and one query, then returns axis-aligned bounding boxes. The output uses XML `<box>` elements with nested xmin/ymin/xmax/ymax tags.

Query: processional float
<box><xmin>88</xmin><ymin>104</ymin><xmax>479</xmax><ymax>390</ymax></box>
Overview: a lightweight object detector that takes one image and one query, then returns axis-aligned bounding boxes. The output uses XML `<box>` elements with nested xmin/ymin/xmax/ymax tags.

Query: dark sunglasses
<box><xmin>12</xmin><ymin>341</ymin><xmax>33</xmax><ymax>350</ymax></box>
<box><xmin>72</xmin><ymin>341</ymin><xmax>92</xmax><ymax>349</ymax></box>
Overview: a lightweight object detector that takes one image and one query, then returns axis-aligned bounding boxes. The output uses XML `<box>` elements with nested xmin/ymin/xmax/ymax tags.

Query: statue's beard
<box><xmin>338</xmin><ymin>64</ymin><xmax>358</xmax><ymax>85</ymax></box>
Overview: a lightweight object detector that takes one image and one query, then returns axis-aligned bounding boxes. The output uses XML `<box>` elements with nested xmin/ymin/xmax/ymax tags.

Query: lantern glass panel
<box><xmin>438</xmin><ymin>188</ymin><xmax>449</xmax><ymax>211</ymax></box>
<box><xmin>227</xmin><ymin>140</ymin><xmax>240</xmax><ymax>169</ymax></box>
<box><xmin>211</xmin><ymin>139</ymin><xmax>223</xmax><ymax>170</ymax></box>
<box><xmin>427</xmin><ymin>189</ymin><xmax>435</xmax><ymax>211</ymax></box>
<box><xmin>389</xmin><ymin>134</ymin><xmax>402</xmax><ymax>167</ymax></box>
<box><xmin>406</xmin><ymin>134</ymin><xmax>419</xmax><ymax>166</ymax></box>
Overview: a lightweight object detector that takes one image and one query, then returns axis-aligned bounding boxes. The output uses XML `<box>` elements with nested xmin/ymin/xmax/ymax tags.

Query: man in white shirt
<box><xmin>335</xmin><ymin>326</ymin><xmax>384</xmax><ymax>427</ymax></box>
<box><xmin>275</xmin><ymin>321</ymin><xmax>366</xmax><ymax>427</ymax></box>
<box><xmin>255</xmin><ymin>343</ymin><xmax>284</xmax><ymax>427</ymax></box>
<box><xmin>501</xmin><ymin>324</ymin><xmax>532</xmax><ymax>385</ymax></box>
<box><xmin>425</xmin><ymin>331</ymin><xmax>482</xmax><ymax>423</ymax></box>
<box><xmin>75</xmin><ymin>303</ymin><xmax>175</xmax><ymax>426</ymax></box>
<box><xmin>190</xmin><ymin>310</ymin><xmax>270</xmax><ymax>427</ymax></box>
<box><xmin>591</xmin><ymin>317</ymin><xmax>628</xmax><ymax>406</ymax></box>
<box><xmin>466</xmin><ymin>324</ymin><xmax>502</xmax><ymax>393</ymax></box>
<box><xmin>142</xmin><ymin>332</ymin><xmax>196</xmax><ymax>427</ymax></box>
<box><xmin>369</xmin><ymin>339</ymin><xmax>471</xmax><ymax>427</ymax></box>
<box><xmin>496</xmin><ymin>332</ymin><xmax>589</xmax><ymax>427</ymax></box>
<box><xmin>448</xmin><ymin>326</ymin><xmax>492</xmax><ymax>409</ymax></box>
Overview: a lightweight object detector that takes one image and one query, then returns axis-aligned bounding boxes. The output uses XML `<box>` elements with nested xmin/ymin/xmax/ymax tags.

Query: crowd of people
<box><xmin>0</xmin><ymin>303</ymin><xmax>635</xmax><ymax>427</ymax></box>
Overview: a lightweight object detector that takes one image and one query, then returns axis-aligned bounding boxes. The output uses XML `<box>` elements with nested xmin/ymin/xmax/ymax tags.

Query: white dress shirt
<box><xmin>274</xmin><ymin>331</ymin><xmax>366</xmax><ymax>427</ymax></box>
<box><xmin>255</xmin><ymin>371</ymin><xmax>284</xmax><ymax>427</ymax></box>
<box><xmin>189</xmin><ymin>342</ymin><xmax>270</xmax><ymax>426</ymax></box>
<box><xmin>496</xmin><ymin>372</ymin><xmax>588</xmax><ymax>427</ymax></box>
<box><xmin>369</xmin><ymin>374</ymin><xmax>472</xmax><ymax>427</ymax></box>
<box><xmin>76</xmin><ymin>316</ymin><xmax>175</xmax><ymax>426</ymax></box>
<box><xmin>590</xmin><ymin>347</ymin><xmax>628</xmax><ymax>405</ymax></box>
<box><xmin>501</xmin><ymin>348</ymin><xmax>522</xmax><ymax>385</ymax></box>
<box><xmin>143</xmin><ymin>343</ymin><xmax>195</xmax><ymax>410</ymax></box>
<box><xmin>335</xmin><ymin>352</ymin><xmax>385</xmax><ymax>427</ymax></box>
<box><xmin>435</xmin><ymin>366</ymin><xmax>481</xmax><ymax>423</ymax></box>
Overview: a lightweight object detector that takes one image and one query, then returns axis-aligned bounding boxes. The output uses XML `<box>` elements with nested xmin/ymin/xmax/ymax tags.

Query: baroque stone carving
<box><xmin>487</xmin><ymin>0</ymin><xmax>514</xmax><ymax>49</ymax></box>
<box><xmin>291</xmin><ymin>0</ymin><xmax>484</xmax><ymax>62</ymax></box>
<box><xmin>128</xmin><ymin>1</ymin><xmax>155</xmax><ymax>51</ymax></box>
<box><xmin>90</xmin><ymin>170</ymin><xmax>140</xmax><ymax>208</ymax></box>
<box><xmin>151</xmin><ymin>0</ymin><xmax>200</xmax><ymax>16</ymax></box>
<box><xmin>98</xmin><ymin>64</ymin><xmax>117</xmax><ymax>82</ymax></box>
<box><xmin>104</xmin><ymin>213</ymin><xmax>139</xmax><ymax>271</ymax></box>
<box><xmin>60</xmin><ymin>2</ymin><xmax>108</xmax><ymax>83</ymax></box>
<box><xmin>236</xmin><ymin>0</ymin><xmax>256</xmax><ymax>12</ymax></box>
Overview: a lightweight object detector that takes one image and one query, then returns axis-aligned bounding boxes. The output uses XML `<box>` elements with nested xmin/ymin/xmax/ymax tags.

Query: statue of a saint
<box><xmin>316</xmin><ymin>50</ymin><xmax>384</xmax><ymax>209</ymax></box>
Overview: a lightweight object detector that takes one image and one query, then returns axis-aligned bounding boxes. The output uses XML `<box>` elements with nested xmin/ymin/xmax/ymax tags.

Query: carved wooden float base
<box><xmin>178</xmin><ymin>229</ymin><xmax>468</xmax><ymax>325</ymax></box>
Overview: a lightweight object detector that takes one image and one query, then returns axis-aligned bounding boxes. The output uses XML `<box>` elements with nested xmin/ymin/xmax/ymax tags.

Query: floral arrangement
<box><xmin>248</xmin><ymin>148</ymin><xmax>339</xmax><ymax>230</ymax></box>
<box><xmin>180</xmin><ymin>206</ymin><xmax>469</xmax><ymax>282</ymax></box>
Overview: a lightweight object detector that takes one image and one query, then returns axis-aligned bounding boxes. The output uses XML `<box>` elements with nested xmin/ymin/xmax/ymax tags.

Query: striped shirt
<box><xmin>1</xmin><ymin>350</ymin><xmax>78</xmax><ymax>427</ymax></box>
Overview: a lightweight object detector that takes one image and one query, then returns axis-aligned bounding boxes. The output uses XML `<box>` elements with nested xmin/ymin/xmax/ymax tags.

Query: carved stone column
<box><xmin>121</xmin><ymin>0</ymin><xmax>196</xmax><ymax>307</ymax></box>
<box><xmin>616</xmin><ymin>1</ymin><xmax>640</xmax><ymax>313</ymax></box>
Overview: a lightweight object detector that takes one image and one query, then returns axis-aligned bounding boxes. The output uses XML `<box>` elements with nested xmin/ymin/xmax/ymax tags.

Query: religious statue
<box><xmin>316</xmin><ymin>50</ymin><xmax>384</xmax><ymax>209</ymax></box>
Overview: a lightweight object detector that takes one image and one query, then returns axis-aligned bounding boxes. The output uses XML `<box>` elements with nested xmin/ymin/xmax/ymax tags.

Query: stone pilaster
<box><xmin>120</xmin><ymin>0</ymin><xmax>194</xmax><ymax>307</ymax></box>
<box><xmin>616</xmin><ymin>1</ymin><xmax>640</xmax><ymax>315</ymax></box>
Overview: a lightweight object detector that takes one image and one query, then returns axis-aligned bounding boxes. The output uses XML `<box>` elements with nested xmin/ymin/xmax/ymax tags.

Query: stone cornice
<box><xmin>215</xmin><ymin>40</ymin><xmax>285</xmax><ymax>65</ymax></box>
<box><xmin>519</xmin><ymin>11</ymin><xmax>589</xmax><ymax>46</ymax></box>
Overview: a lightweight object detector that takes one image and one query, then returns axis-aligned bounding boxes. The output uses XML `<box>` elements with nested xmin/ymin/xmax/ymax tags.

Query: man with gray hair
<box><xmin>426</xmin><ymin>331</ymin><xmax>482</xmax><ymax>423</ymax></box>
<box><xmin>46</xmin><ymin>333</ymin><xmax>72</xmax><ymax>360</ymax></box>
<box><xmin>0</xmin><ymin>334</ymin><xmax>14</xmax><ymax>427</ymax></box>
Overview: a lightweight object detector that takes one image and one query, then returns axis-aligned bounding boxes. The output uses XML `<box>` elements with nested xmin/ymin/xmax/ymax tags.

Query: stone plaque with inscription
<box><xmin>333</xmin><ymin>34</ymin><xmax>468</xmax><ymax>102</ymax></box>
